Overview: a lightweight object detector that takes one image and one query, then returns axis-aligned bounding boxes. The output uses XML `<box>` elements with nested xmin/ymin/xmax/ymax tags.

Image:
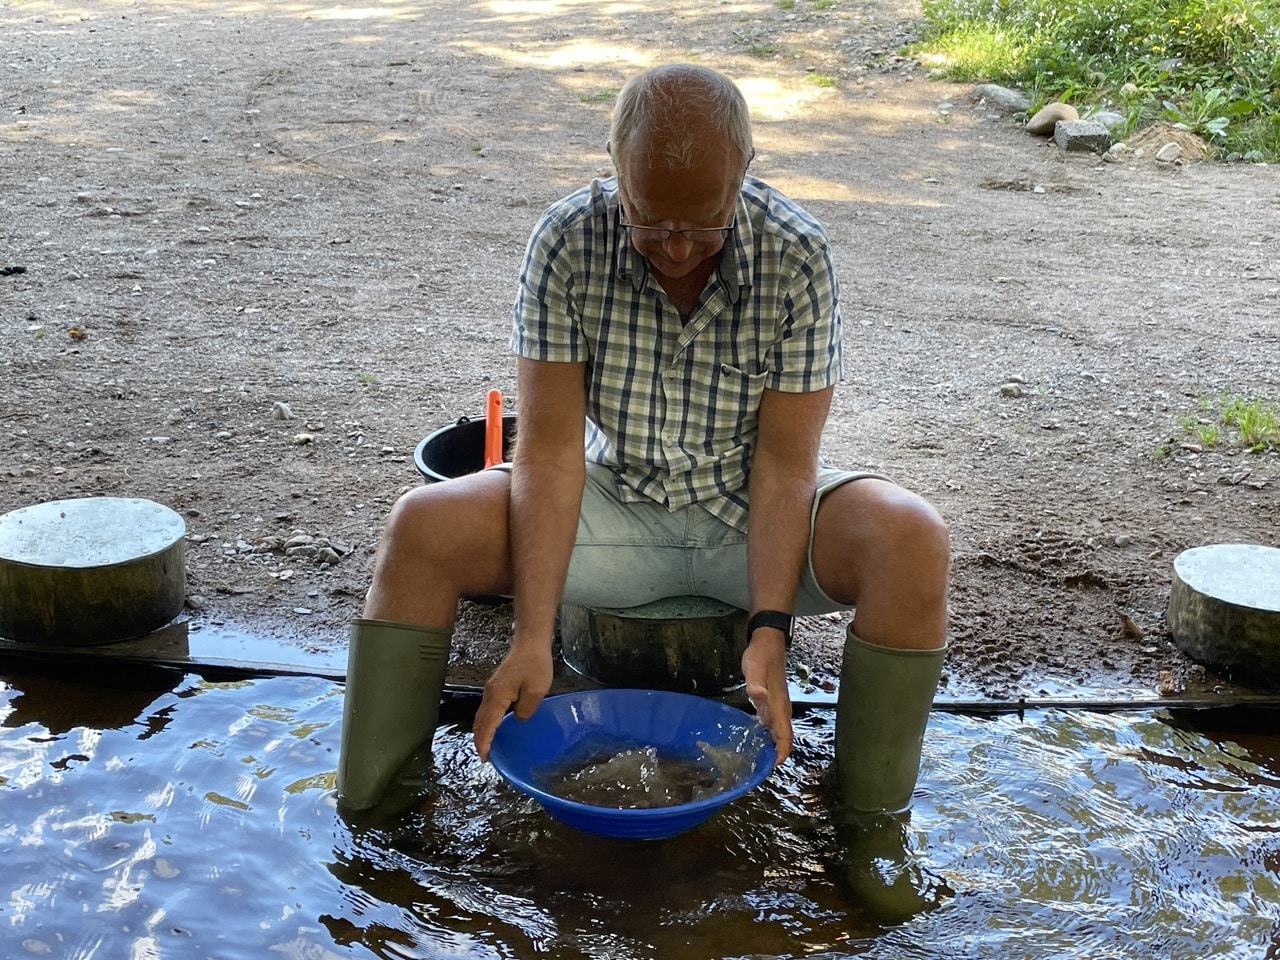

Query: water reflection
<box><xmin>1</xmin><ymin>669</ymin><xmax>1278</xmax><ymax>959</ymax></box>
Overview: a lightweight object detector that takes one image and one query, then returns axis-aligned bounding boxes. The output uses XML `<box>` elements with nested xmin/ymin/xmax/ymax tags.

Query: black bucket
<box><xmin>414</xmin><ymin>414</ymin><xmax>517</xmax><ymax>483</ymax></box>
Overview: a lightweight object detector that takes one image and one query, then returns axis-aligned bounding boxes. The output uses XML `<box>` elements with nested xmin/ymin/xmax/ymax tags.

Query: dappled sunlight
<box><xmin>6</xmin><ymin>0</ymin><xmax>973</xmax><ymax>216</ymax></box>
<box><xmin>457</xmin><ymin>38</ymin><xmax>648</xmax><ymax>71</ymax></box>
<box><xmin>220</xmin><ymin>1</ymin><xmax>425</xmax><ymax>19</ymax></box>
<box><xmin>479</xmin><ymin>0</ymin><xmax>761</xmax><ymax>17</ymax></box>
<box><xmin>764</xmin><ymin>172</ymin><xmax>947</xmax><ymax>208</ymax></box>
<box><xmin>737</xmin><ymin>76</ymin><xmax>832</xmax><ymax>123</ymax></box>
<box><xmin>483</xmin><ymin>0</ymin><xmax>647</xmax><ymax>15</ymax></box>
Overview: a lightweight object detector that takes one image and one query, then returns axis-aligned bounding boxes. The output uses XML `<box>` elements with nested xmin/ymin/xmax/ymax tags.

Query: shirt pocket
<box><xmin>686</xmin><ymin>360</ymin><xmax>770</xmax><ymax>444</ymax></box>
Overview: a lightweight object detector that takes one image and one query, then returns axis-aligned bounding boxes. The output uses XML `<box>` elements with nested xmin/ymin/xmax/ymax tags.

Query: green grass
<box><xmin>1221</xmin><ymin>395</ymin><xmax>1280</xmax><ymax>450</ymax></box>
<box><xmin>1173</xmin><ymin>392</ymin><xmax>1280</xmax><ymax>453</ymax></box>
<box><xmin>912</xmin><ymin>0</ymin><xmax>1280</xmax><ymax>160</ymax></box>
<box><xmin>809</xmin><ymin>73</ymin><xmax>838</xmax><ymax>87</ymax></box>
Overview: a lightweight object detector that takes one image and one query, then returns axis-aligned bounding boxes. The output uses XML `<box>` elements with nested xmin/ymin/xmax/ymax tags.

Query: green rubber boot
<box><xmin>832</xmin><ymin>630</ymin><xmax>948</xmax><ymax>924</ymax></box>
<box><xmin>834</xmin><ymin>630</ymin><xmax>946</xmax><ymax>814</ymax></box>
<box><xmin>337</xmin><ymin>618</ymin><xmax>451</xmax><ymax>812</ymax></box>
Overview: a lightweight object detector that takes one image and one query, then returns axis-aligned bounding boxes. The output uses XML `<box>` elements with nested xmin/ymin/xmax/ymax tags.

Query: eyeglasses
<box><xmin>618</xmin><ymin>217</ymin><xmax>736</xmax><ymax>245</ymax></box>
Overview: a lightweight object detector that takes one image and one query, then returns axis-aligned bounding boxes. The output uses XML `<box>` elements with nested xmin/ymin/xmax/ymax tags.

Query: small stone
<box><xmin>272</xmin><ymin>401</ymin><xmax>294</xmax><ymax>420</ymax></box>
<box><xmin>1053</xmin><ymin>119</ymin><xmax>1110</xmax><ymax>153</ymax></box>
<box><xmin>1119</xmin><ymin>613</ymin><xmax>1144</xmax><ymax>639</ymax></box>
<box><xmin>293</xmin><ymin>607</ymin><xmax>313</xmax><ymax>615</ymax></box>
<box><xmin>1089</xmin><ymin>110</ymin><xmax>1127</xmax><ymax>132</ymax></box>
<box><xmin>1025</xmin><ymin>102</ymin><xmax>1078</xmax><ymax>136</ymax></box>
<box><xmin>999</xmin><ymin>382</ymin><xmax>1023</xmax><ymax>398</ymax></box>
<box><xmin>972</xmin><ymin>83</ymin><xmax>1032</xmax><ymax>113</ymax></box>
<box><xmin>1155</xmin><ymin>142</ymin><xmax>1181</xmax><ymax>163</ymax></box>
<box><xmin>1114</xmin><ymin>534</ymin><xmax>1132</xmax><ymax>547</ymax></box>
<box><xmin>291</xmin><ymin>432</ymin><xmax>314</xmax><ymax>445</ymax></box>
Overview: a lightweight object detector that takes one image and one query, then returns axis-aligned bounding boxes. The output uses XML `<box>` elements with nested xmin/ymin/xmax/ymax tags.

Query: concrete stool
<box><xmin>559</xmin><ymin>596</ymin><xmax>748</xmax><ymax>694</ymax></box>
<box><xmin>0</xmin><ymin>497</ymin><xmax>186</xmax><ymax>645</ymax></box>
<box><xmin>1168</xmin><ymin>543</ymin><xmax>1280</xmax><ymax>689</ymax></box>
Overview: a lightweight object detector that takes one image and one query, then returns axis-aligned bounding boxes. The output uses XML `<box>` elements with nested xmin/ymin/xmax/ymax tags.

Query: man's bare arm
<box><xmin>472</xmin><ymin>356</ymin><xmax>586</xmax><ymax>759</ymax></box>
<box><xmin>743</xmin><ymin>384</ymin><xmax>834</xmax><ymax>762</ymax></box>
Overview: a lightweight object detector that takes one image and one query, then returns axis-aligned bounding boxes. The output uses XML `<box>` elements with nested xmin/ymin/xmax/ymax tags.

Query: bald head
<box><xmin>609</xmin><ymin>64</ymin><xmax>754</xmax><ymax>180</ymax></box>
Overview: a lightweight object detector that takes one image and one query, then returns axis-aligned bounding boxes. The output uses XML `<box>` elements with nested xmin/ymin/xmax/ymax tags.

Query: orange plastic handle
<box><xmin>484</xmin><ymin>389</ymin><xmax>503</xmax><ymax>468</ymax></box>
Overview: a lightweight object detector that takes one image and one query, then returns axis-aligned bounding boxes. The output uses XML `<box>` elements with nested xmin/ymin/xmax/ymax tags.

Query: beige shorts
<box><xmin>560</xmin><ymin>461</ymin><xmax>886</xmax><ymax>615</ymax></box>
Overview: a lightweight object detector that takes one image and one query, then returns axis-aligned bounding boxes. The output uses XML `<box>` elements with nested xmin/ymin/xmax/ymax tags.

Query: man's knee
<box><xmin>816</xmin><ymin>480</ymin><xmax>949</xmax><ymax>593</ymax></box>
<box><xmin>881</xmin><ymin>487</ymin><xmax>949</xmax><ymax>569</ymax></box>
<box><xmin>378</xmin><ymin>474</ymin><xmax>510</xmax><ymax>567</ymax></box>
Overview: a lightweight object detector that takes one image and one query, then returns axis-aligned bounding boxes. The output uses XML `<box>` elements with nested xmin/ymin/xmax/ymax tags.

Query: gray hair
<box><xmin>609</xmin><ymin>65</ymin><xmax>754</xmax><ymax>176</ymax></box>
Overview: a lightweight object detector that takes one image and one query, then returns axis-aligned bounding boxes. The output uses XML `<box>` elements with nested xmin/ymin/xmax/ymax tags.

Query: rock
<box><xmin>1088</xmin><ymin>110</ymin><xmax>1127</xmax><ymax>132</ymax></box>
<box><xmin>999</xmin><ymin>382</ymin><xmax>1023</xmax><ymax>398</ymax></box>
<box><xmin>272</xmin><ymin>400</ymin><xmax>294</xmax><ymax>420</ymax></box>
<box><xmin>1053</xmin><ymin>120</ymin><xmax>1110</xmax><ymax>153</ymax></box>
<box><xmin>1025</xmin><ymin>102</ymin><xmax>1079</xmax><ymax>136</ymax></box>
<box><xmin>972</xmin><ymin>83</ymin><xmax>1031</xmax><ymax>113</ymax></box>
<box><xmin>1156</xmin><ymin>141</ymin><xmax>1182</xmax><ymax>163</ymax></box>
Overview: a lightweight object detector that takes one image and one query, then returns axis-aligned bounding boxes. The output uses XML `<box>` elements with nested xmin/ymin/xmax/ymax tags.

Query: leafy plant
<box><xmin>913</xmin><ymin>0</ymin><xmax>1280</xmax><ymax>159</ymax></box>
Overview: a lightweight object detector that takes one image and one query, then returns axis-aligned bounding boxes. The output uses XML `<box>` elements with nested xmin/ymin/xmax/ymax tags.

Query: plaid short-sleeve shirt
<box><xmin>511</xmin><ymin>175</ymin><xmax>842</xmax><ymax>532</ymax></box>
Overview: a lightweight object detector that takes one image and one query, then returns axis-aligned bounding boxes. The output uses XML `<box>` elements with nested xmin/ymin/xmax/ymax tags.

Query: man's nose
<box><xmin>661</xmin><ymin>232</ymin><xmax>696</xmax><ymax>261</ymax></box>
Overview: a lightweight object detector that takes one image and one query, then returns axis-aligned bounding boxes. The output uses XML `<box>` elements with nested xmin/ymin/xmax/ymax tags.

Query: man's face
<box><xmin>615</xmin><ymin>137</ymin><xmax>741</xmax><ymax>281</ymax></box>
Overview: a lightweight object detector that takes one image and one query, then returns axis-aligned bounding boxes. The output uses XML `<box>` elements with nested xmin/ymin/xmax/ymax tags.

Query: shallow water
<box><xmin>539</xmin><ymin>729</ymin><xmax>759</xmax><ymax>808</ymax></box>
<box><xmin>1</xmin><ymin>665</ymin><xmax>1278</xmax><ymax>959</ymax></box>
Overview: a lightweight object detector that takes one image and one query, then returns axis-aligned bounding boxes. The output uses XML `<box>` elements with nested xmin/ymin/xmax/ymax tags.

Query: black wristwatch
<box><xmin>747</xmin><ymin>609</ymin><xmax>794</xmax><ymax>649</ymax></box>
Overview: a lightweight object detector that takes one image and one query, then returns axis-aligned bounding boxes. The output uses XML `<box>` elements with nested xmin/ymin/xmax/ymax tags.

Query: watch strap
<box><xmin>747</xmin><ymin>609</ymin><xmax>794</xmax><ymax>648</ymax></box>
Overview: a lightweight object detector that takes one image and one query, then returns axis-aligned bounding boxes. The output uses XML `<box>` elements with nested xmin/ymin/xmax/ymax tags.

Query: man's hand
<box><xmin>472</xmin><ymin>643</ymin><xmax>555</xmax><ymax>762</ymax></box>
<box><xmin>741</xmin><ymin>631</ymin><xmax>793</xmax><ymax>764</ymax></box>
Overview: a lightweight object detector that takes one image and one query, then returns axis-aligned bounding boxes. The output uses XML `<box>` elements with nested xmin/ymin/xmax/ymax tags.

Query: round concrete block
<box><xmin>0</xmin><ymin>497</ymin><xmax>187</xmax><ymax>645</ymax></box>
<box><xmin>559</xmin><ymin>596</ymin><xmax>748</xmax><ymax>693</ymax></box>
<box><xmin>1168</xmin><ymin>543</ymin><xmax>1280</xmax><ymax>688</ymax></box>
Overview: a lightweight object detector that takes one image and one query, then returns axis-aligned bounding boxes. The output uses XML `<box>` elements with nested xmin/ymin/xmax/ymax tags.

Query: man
<box><xmin>337</xmin><ymin>65</ymin><xmax>949</xmax><ymax>829</ymax></box>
